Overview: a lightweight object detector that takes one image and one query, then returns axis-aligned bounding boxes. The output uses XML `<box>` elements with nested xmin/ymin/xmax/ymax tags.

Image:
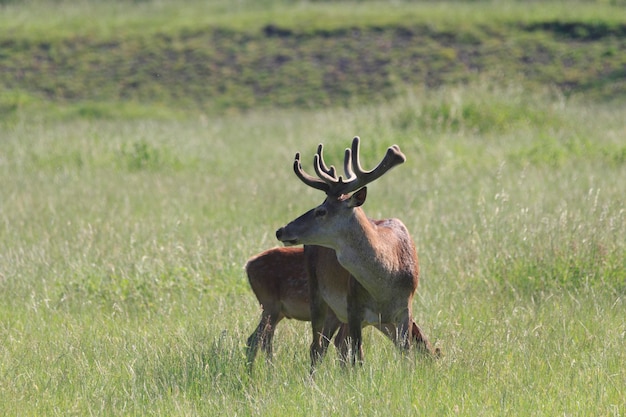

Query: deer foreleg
<box><xmin>400</xmin><ymin>319</ymin><xmax>412</xmax><ymax>351</ymax></box>
<box><xmin>308</xmin><ymin>277</ymin><xmax>329</xmax><ymax>369</ymax></box>
<box><xmin>347</xmin><ymin>276</ymin><xmax>365</xmax><ymax>366</ymax></box>
<box><xmin>333</xmin><ymin>323</ymin><xmax>350</xmax><ymax>364</ymax></box>
<box><xmin>393</xmin><ymin>309</ymin><xmax>412</xmax><ymax>351</ymax></box>
<box><xmin>322</xmin><ymin>313</ymin><xmax>343</xmax><ymax>359</ymax></box>
<box><xmin>347</xmin><ymin>316</ymin><xmax>364</xmax><ymax>366</ymax></box>
<box><xmin>309</xmin><ymin>302</ymin><xmax>330</xmax><ymax>370</ymax></box>
<box><xmin>307</xmin><ymin>245</ymin><xmax>333</xmax><ymax>371</ymax></box>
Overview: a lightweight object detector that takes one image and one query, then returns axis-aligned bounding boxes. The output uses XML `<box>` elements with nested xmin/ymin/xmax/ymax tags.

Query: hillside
<box><xmin>1</xmin><ymin>1</ymin><xmax>626</xmax><ymax>117</ymax></box>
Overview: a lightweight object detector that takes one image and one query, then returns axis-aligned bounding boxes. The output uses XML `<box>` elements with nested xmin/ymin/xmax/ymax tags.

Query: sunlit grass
<box><xmin>0</xmin><ymin>81</ymin><xmax>624</xmax><ymax>415</ymax></box>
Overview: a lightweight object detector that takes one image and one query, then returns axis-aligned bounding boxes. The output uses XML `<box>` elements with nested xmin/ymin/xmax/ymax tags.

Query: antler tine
<box><xmin>293</xmin><ymin>152</ymin><xmax>330</xmax><ymax>193</ymax></box>
<box><xmin>313</xmin><ymin>153</ymin><xmax>339</xmax><ymax>184</ymax></box>
<box><xmin>342</xmin><ymin>147</ymin><xmax>355</xmax><ymax>182</ymax></box>
<box><xmin>329</xmin><ymin>136</ymin><xmax>406</xmax><ymax>196</ymax></box>
<box><xmin>315</xmin><ymin>144</ymin><xmax>337</xmax><ymax>179</ymax></box>
<box><xmin>292</xmin><ymin>137</ymin><xmax>405</xmax><ymax>196</ymax></box>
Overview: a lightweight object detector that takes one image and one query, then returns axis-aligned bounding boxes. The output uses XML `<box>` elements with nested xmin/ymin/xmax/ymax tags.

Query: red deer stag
<box><xmin>276</xmin><ymin>137</ymin><xmax>436</xmax><ymax>368</ymax></box>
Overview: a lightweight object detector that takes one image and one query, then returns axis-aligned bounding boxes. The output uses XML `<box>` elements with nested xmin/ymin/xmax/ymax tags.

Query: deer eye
<box><xmin>314</xmin><ymin>207</ymin><xmax>327</xmax><ymax>218</ymax></box>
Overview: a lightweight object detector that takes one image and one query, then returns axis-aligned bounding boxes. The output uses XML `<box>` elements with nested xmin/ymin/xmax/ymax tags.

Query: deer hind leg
<box><xmin>246</xmin><ymin>311</ymin><xmax>281</xmax><ymax>366</ymax></box>
<box><xmin>380</xmin><ymin>318</ymin><xmax>439</xmax><ymax>357</ymax></box>
<box><xmin>245</xmin><ymin>316</ymin><xmax>265</xmax><ymax>366</ymax></box>
<box><xmin>261</xmin><ymin>314</ymin><xmax>281</xmax><ymax>359</ymax></box>
<box><xmin>411</xmin><ymin>321</ymin><xmax>440</xmax><ymax>357</ymax></box>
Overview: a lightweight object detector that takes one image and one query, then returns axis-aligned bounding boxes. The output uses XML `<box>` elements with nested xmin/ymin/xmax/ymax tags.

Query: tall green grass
<box><xmin>1</xmin><ymin>82</ymin><xmax>624</xmax><ymax>415</ymax></box>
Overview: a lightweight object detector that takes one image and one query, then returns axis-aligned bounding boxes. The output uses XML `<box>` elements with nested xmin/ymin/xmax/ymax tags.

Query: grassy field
<box><xmin>1</xmin><ymin>1</ymin><xmax>626</xmax><ymax>416</ymax></box>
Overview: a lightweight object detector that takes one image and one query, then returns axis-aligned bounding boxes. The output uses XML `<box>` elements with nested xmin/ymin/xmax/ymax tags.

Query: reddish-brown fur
<box><xmin>245</xmin><ymin>246</ymin><xmax>342</xmax><ymax>366</ymax></box>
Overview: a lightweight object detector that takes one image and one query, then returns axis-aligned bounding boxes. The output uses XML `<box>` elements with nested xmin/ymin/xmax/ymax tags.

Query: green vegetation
<box><xmin>2</xmin><ymin>0</ymin><xmax>626</xmax><ymax>117</ymax></box>
<box><xmin>1</xmin><ymin>1</ymin><xmax>625</xmax><ymax>416</ymax></box>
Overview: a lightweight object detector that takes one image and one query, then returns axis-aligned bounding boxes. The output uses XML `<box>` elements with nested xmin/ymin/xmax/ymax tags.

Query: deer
<box><xmin>245</xmin><ymin>246</ymin><xmax>343</xmax><ymax>367</ymax></box>
<box><xmin>245</xmin><ymin>245</ymin><xmax>434</xmax><ymax>368</ymax></box>
<box><xmin>275</xmin><ymin>136</ymin><xmax>437</xmax><ymax>369</ymax></box>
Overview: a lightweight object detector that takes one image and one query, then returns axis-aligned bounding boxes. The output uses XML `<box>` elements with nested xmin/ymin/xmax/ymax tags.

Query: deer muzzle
<box><xmin>275</xmin><ymin>227</ymin><xmax>295</xmax><ymax>246</ymax></box>
<box><xmin>275</xmin><ymin>226</ymin><xmax>300</xmax><ymax>246</ymax></box>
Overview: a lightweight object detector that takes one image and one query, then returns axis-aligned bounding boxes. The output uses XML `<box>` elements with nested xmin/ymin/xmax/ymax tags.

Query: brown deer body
<box><xmin>276</xmin><ymin>137</ymin><xmax>436</xmax><ymax>367</ymax></box>
<box><xmin>245</xmin><ymin>245</ymin><xmax>432</xmax><ymax>367</ymax></box>
<box><xmin>245</xmin><ymin>246</ymin><xmax>342</xmax><ymax>366</ymax></box>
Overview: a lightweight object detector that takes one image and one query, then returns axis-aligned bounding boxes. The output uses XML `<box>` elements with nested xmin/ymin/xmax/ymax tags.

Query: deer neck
<box><xmin>333</xmin><ymin>208</ymin><xmax>389</xmax><ymax>289</ymax></box>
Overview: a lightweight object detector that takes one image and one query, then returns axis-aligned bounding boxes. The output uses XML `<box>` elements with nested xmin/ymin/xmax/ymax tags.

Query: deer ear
<box><xmin>349</xmin><ymin>187</ymin><xmax>367</xmax><ymax>207</ymax></box>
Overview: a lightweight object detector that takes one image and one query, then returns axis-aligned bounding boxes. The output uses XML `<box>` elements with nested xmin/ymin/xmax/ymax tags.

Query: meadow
<box><xmin>1</xmin><ymin>1</ymin><xmax>626</xmax><ymax>416</ymax></box>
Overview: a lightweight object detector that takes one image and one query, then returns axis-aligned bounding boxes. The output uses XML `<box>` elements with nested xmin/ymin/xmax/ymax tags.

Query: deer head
<box><xmin>275</xmin><ymin>136</ymin><xmax>406</xmax><ymax>247</ymax></box>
